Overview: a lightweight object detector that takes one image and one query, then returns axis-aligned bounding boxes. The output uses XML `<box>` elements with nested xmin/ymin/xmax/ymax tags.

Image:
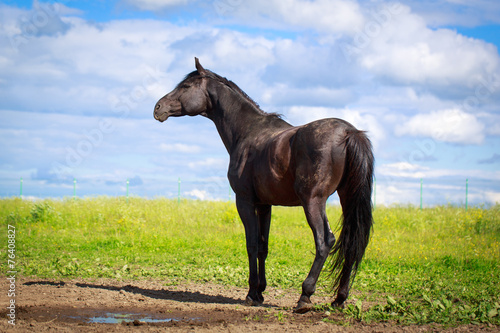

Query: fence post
<box><xmin>420</xmin><ymin>178</ymin><xmax>423</xmax><ymax>210</ymax></box>
<box><xmin>373</xmin><ymin>176</ymin><xmax>376</xmax><ymax>210</ymax></box>
<box><xmin>465</xmin><ymin>178</ymin><xmax>469</xmax><ymax>211</ymax></box>
<box><xmin>20</xmin><ymin>177</ymin><xmax>23</xmax><ymax>198</ymax></box>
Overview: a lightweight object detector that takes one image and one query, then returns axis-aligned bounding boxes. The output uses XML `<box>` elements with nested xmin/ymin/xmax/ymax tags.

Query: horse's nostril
<box><xmin>155</xmin><ymin>103</ymin><xmax>160</xmax><ymax>110</ymax></box>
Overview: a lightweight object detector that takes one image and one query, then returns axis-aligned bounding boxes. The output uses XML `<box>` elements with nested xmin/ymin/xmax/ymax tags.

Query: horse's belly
<box><xmin>254</xmin><ymin>175</ymin><xmax>300</xmax><ymax>206</ymax></box>
<box><xmin>253</xmin><ymin>150</ymin><xmax>300</xmax><ymax>206</ymax></box>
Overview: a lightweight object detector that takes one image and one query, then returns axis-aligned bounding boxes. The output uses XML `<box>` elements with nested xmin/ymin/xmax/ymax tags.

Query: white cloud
<box><xmin>47</xmin><ymin>18</ymin><xmax>188</xmax><ymax>82</ymax></box>
<box><xmin>214</xmin><ymin>1</ymin><xmax>500</xmax><ymax>102</ymax></box>
<box><xmin>286</xmin><ymin>106</ymin><xmax>386</xmax><ymax>151</ymax></box>
<box><xmin>347</xmin><ymin>4</ymin><xmax>500</xmax><ymax>89</ymax></box>
<box><xmin>220</xmin><ymin>0</ymin><xmax>364</xmax><ymax>34</ymax></box>
<box><xmin>375</xmin><ymin>164</ymin><xmax>500</xmax><ymax>206</ymax></box>
<box><xmin>209</xmin><ymin>30</ymin><xmax>275</xmax><ymax>73</ymax></box>
<box><xmin>395</xmin><ymin>108</ymin><xmax>485</xmax><ymax>144</ymax></box>
<box><xmin>159</xmin><ymin>143</ymin><xmax>201</xmax><ymax>154</ymax></box>
<box><xmin>263</xmin><ymin>86</ymin><xmax>355</xmax><ymax>108</ymax></box>
<box><xmin>384</xmin><ymin>162</ymin><xmax>428</xmax><ymax>172</ymax></box>
<box><xmin>376</xmin><ymin>182</ymin><xmax>420</xmax><ymax>206</ymax></box>
<box><xmin>0</xmin><ymin>15</ymin><xmax>198</xmax><ymax>115</ymax></box>
<box><xmin>185</xmin><ymin>189</ymin><xmax>210</xmax><ymax>200</ymax></box>
<box><xmin>479</xmin><ymin>112</ymin><xmax>500</xmax><ymax>136</ymax></box>
<box><xmin>375</xmin><ymin>181</ymin><xmax>468</xmax><ymax>206</ymax></box>
<box><xmin>188</xmin><ymin>158</ymin><xmax>227</xmax><ymax>170</ymax></box>
<box><xmin>378</xmin><ymin>162</ymin><xmax>429</xmax><ymax>179</ymax></box>
<box><xmin>397</xmin><ymin>0</ymin><xmax>500</xmax><ymax>26</ymax></box>
<box><xmin>485</xmin><ymin>191</ymin><xmax>500</xmax><ymax>204</ymax></box>
<box><xmin>379</xmin><ymin>162</ymin><xmax>500</xmax><ymax>180</ymax></box>
<box><xmin>272</xmin><ymin>0</ymin><xmax>364</xmax><ymax>34</ymax></box>
<box><xmin>124</xmin><ymin>0</ymin><xmax>192</xmax><ymax>10</ymax></box>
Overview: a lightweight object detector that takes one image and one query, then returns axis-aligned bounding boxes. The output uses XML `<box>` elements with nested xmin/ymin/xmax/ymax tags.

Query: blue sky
<box><xmin>1</xmin><ymin>0</ymin><xmax>499</xmax><ymax>205</ymax></box>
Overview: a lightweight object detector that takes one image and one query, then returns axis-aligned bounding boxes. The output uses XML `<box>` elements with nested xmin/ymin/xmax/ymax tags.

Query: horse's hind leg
<box><xmin>332</xmin><ymin>276</ymin><xmax>350</xmax><ymax>307</ymax></box>
<box><xmin>296</xmin><ymin>198</ymin><xmax>335</xmax><ymax>313</ymax></box>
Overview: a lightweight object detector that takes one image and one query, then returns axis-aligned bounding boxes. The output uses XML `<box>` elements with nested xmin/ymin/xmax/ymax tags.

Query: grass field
<box><xmin>1</xmin><ymin>197</ymin><xmax>499</xmax><ymax>326</ymax></box>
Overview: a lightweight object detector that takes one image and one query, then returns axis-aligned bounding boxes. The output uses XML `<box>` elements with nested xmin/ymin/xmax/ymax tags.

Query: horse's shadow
<box><xmin>74</xmin><ymin>282</ymin><xmax>243</xmax><ymax>305</ymax></box>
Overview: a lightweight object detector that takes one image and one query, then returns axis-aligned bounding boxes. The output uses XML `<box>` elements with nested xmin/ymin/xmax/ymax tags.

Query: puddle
<box><xmin>67</xmin><ymin>312</ymin><xmax>190</xmax><ymax>324</ymax></box>
<box><xmin>88</xmin><ymin>313</ymin><xmax>176</xmax><ymax>324</ymax></box>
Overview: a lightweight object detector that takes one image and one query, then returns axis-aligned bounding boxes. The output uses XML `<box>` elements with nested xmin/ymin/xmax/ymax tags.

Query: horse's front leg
<box><xmin>256</xmin><ymin>204</ymin><xmax>272</xmax><ymax>304</ymax></box>
<box><xmin>236</xmin><ymin>197</ymin><xmax>262</xmax><ymax>306</ymax></box>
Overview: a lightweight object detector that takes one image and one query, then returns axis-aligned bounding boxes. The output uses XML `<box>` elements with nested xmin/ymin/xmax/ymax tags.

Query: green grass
<box><xmin>1</xmin><ymin>197</ymin><xmax>499</xmax><ymax>326</ymax></box>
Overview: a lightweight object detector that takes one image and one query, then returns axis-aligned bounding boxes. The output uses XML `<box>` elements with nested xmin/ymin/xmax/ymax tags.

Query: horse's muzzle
<box><xmin>154</xmin><ymin>103</ymin><xmax>168</xmax><ymax>122</ymax></box>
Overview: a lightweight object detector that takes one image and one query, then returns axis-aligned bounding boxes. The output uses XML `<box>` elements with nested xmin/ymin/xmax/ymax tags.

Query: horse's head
<box><xmin>154</xmin><ymin>57</ymin><xmax>212</xmax><ymax>122</ymax></box>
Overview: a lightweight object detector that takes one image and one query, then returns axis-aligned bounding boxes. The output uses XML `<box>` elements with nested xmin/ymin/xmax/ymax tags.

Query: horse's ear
<box><xmin>195</xmin><ymin>57</ymin><xmax>206</xmax><ymax>75</ymax></box>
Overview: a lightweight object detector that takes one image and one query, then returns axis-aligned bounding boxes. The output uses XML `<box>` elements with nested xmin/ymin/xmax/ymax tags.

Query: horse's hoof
<box><xmin>244</xmin><ymin>295</ymin><xmax>263</xmax><ymax>307</ymax></box>
<box><xmin>331</xmin><ymin>300</ymin><xmax>345</xmax><ymax>309</ymax></box>
<box><xmin>294</xmin><ymin>301</ymin><xmax>312</xmax><ymax>314</ymax></box>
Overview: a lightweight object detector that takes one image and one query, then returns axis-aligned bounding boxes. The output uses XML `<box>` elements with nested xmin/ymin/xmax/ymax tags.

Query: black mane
<box><xmin>181</xmin><ymin>70</ymin><xmax>281</xmax><ymax>119</ymax></box>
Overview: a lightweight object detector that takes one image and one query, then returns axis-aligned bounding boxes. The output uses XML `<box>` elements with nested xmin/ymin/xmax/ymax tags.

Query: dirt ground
<box><xmin>1</xmin><ymin>277</ymin><xmax>498</xmax><ymax>332</ymax></box>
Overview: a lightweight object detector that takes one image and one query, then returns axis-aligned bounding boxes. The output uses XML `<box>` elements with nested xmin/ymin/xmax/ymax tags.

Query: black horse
<box><xmin>154</xmin><ymin>58</ymin><xmax>374</xmax><ymax>313</ymax></box>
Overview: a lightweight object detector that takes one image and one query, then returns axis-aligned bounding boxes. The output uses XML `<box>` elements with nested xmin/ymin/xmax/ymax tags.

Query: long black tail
<box><xmin>330</xmin><ymin>129</ymin><xmax>374</xmax><ymax>299</ymax></box>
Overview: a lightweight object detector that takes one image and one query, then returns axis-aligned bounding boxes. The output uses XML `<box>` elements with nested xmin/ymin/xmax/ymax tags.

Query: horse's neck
<box><xmin>207</xmin><ymin>85</ymin><xmax>272</xmax><ymax>153</ymax></box>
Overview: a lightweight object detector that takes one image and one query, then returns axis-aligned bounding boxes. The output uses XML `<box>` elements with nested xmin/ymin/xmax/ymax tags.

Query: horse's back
<box><xmin>295</xmin><ymin>118</ymin><xmax>355</xmax><ymax>143</ymax></box>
